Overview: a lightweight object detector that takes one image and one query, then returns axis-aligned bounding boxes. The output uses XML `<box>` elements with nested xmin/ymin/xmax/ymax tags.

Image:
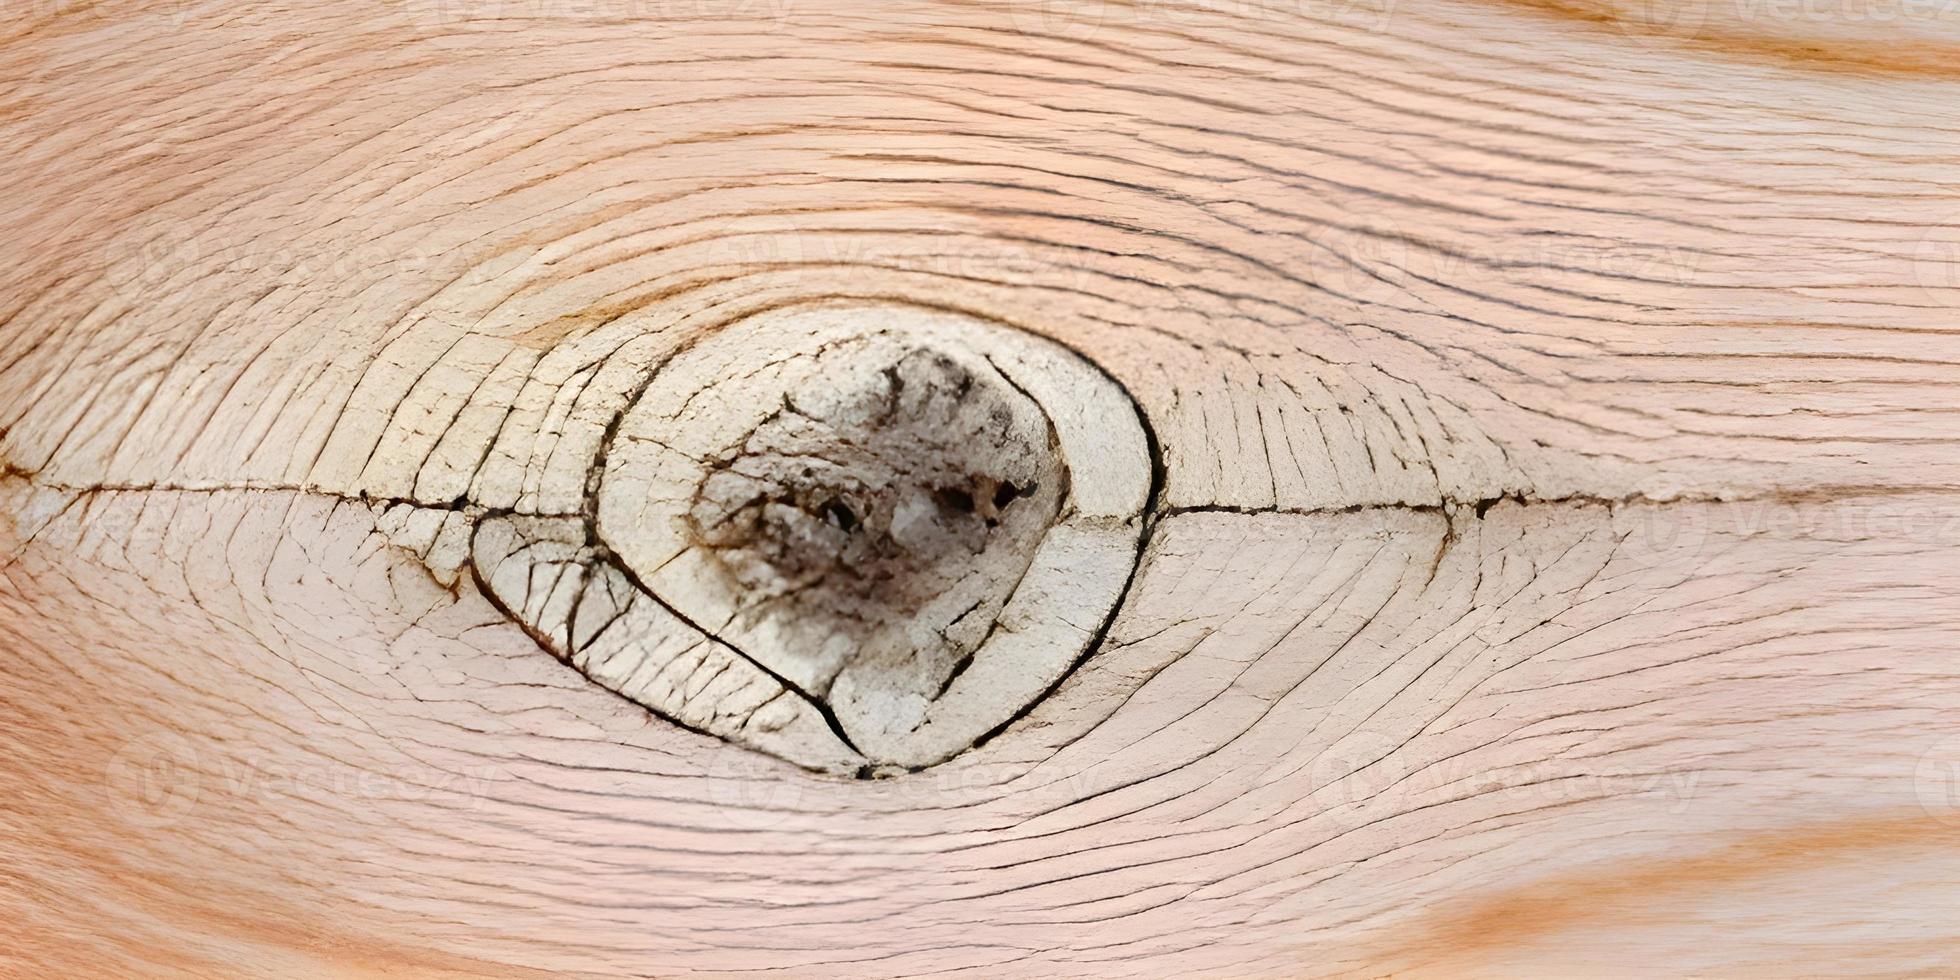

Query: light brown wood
<box><xmin>3</xmin><ymin>1</ymin><xmax>1959</xmax><ymax>976</ymax></box>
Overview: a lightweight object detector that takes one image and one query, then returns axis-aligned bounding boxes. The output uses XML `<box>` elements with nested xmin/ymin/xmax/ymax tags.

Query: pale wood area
<box><xmin>3</xmin><ymin>1</ymin><xmax>1959</xmax><ymax>977</ymax></box>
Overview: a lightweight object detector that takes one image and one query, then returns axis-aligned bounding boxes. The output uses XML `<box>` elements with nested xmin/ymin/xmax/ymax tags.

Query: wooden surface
<box><xmin>3</xmin><ymin>1</ymin><xmax>1959</xmax><ymax>976</ymax></box>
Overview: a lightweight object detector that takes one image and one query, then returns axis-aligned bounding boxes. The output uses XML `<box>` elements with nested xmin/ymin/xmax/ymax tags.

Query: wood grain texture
<box><xmin>3</xmin><ymin>1</ymin><xmax>1958</xmax><ymax>976</ymax></box>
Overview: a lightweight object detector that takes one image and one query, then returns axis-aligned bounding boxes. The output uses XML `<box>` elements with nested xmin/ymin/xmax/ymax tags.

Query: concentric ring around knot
<box><xmin>480</xmin><ymin>303</ymin><xmax>1153</xmax><ymax>774</ymax></box>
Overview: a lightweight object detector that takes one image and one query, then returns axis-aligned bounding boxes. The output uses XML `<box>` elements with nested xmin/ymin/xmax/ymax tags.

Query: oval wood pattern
<box><xmin>3</xmin><ymin>1</ymin><xmax>1958</xmax><ymax>977</ymax></box>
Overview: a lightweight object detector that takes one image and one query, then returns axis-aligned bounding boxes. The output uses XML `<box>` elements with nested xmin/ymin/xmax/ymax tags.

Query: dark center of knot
<box><xmin>686</xmin><ymin>348</ymin><xmax>1062</xmax><ymax>657</ymax></box>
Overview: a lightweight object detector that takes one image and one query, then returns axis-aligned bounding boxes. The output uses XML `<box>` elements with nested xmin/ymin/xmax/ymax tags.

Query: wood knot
<box><xmin>590</xmin><ymin>303</ymin><xmax>1152</xmax><ymax>771</ymax></box>
<box><xmin>685</xmin><ymin>347</ymin><xmax>1064</xmax><ymax>665</ymax></box>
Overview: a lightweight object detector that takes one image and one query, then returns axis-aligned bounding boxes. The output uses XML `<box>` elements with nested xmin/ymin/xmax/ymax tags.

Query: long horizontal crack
<box><xmin>1156</xmin><ymin>482</ymin><xmax>1960</xmax><ymax>519</ymax></box>
<box><xmin>16</xmin><ymin>476</ymin><xmax>1960</xmax><ymax>515</ymax></box>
